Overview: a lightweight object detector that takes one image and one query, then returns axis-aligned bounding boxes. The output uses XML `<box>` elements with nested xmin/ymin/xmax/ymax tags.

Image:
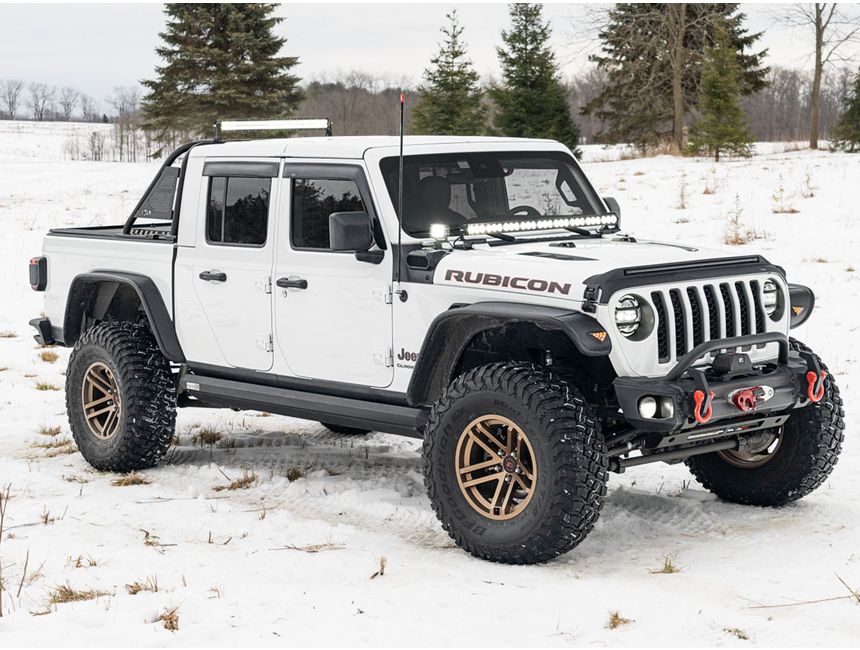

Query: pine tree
<box><xmin>142</xmin><ymin>4</ymin><xmax>303</xmax><ymax>141</ymax></box>
<box><xmin>687</xmin><ymin>32</ymin><xmax>754</xmax><ymax>161</ymax></box>
<box><xmin>490</xmin><ymin>4</ymin><xmax>581</xmax><ymax>155</ymax></box>
<box><xmin>412</xmin><ymin>10</ymin><xmax>485</xmax><ymax>135</ymax></box>
<box><xmin>585</xmin><ymin>3</ymin><xmax>767</xmax><ymax>152</ymax></box>
<box><xmin>830</xmin><ymin>68</ymin><xmax>860</xmax><ymax>153</ymax></box>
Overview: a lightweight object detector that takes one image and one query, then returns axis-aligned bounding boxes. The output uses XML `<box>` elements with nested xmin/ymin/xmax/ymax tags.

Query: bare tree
<box><xmin>58</xmin><ymin>86</ymin><xmax>79</xmax><ymax>120</ymax></box>
<box><xmin>1</xmin><ymin>79</ymin><xmax>24</xmax><ymax>119</ymax></box>
<box><xmin>782</xmin><ymin>4</ymin><xmax>860</xmax><ymax>148</ymax></box>
<box><xmin>295</xmin><ymin>71</ymin><xmax>410</xmax><ymax>136</ymax></box>
<box><xmin>567</xmin><ymin>67</ymin><xmax>609</xmax><ymax>144</ymax></box>
<box><xmin>28</xmin><ymin>82</ymin><xmax>55</xmax><ymax>120</ymax></box>
<box><xmin>107</xmin><ymin>86</ymin><xmax>142</xmax><ymax>161</ymax></box>
<box><xmin>79</xmin><ymin>94</ymin><xmax>99</xmax><ymax>122</ymax></box>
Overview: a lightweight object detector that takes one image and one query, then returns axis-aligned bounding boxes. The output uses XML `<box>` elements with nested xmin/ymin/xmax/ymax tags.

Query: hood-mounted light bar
<box><xmin>213</xmin><ymin>118</ymin><xmax>332</xmax><ymax>141</ymax></box>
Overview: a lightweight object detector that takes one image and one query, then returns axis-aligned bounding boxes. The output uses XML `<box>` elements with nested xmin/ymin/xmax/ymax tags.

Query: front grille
<box><xmin>651</xmin><ymin>279</ymin><xmax>769</xmax><ymax>364</ymax></box>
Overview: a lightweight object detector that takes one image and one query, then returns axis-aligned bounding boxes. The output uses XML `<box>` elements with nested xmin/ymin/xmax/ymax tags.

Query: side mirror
<box><xmin>603</xmin><ymin>196</ymin><xmax>621</xmax><ymax>218</ymax></box>
<box><xmin>329</xmin><ymin>211</ymin><xmax>373</xmax><ymax>252</ymax></box>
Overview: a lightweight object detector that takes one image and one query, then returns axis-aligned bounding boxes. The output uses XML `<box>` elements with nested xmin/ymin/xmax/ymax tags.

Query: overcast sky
<box><xmin>1</xmin><ymin>2</ymin><xmax>858</xmax><ymax>108</ymax></box>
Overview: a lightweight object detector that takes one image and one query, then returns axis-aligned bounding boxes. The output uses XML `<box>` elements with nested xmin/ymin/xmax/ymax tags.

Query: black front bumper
<box><xmin>614</xmin><ymin>333</ymin><xmax>821</xmax><ymax>437</ymax></box>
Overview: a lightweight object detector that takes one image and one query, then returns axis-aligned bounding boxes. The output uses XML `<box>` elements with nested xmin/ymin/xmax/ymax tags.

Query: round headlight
<box><xmin>763</xmin><ymin>279</ymin><xmax>779</xmax><ymax>317</ymax></box>
<box><xmin>615</xmin><ymin>294</ymin><xmax>641</xmax><ymax>337</ymax></box>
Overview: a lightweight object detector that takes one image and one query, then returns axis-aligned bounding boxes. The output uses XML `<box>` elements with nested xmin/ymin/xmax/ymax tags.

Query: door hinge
<box><xmin>373</xmin><ymin>348</ymin><xmax>394</xmax><ymax>367</ymax></box>
<box><xmin>256</xmin><ymin>333</ymin><xmax>274</xmax><ymax>352</ymax></box>
<box><xmin>256</xmin><ymin>277</ymin><xmax>272</xmax><ymax>294</ymax></box>
<box><xmin>372</xmin><ymin>286</ymin><xmax>393</xmax><ymax>304</ymax></box>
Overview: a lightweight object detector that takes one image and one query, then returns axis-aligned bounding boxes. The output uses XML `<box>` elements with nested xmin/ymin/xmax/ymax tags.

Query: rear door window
<box><xmin>206</xmin><ymin>176</ymin><xmax>271</xmax><ymax>246</ymax></box>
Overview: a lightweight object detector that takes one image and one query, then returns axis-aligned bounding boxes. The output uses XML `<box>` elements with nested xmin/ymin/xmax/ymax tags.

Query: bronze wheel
<box><xmin>81</xmin><ymin>361</ymin><xmax>122</xmax><ymax>440</ymax></box>
<box><xmin>455</xmin><ymin>415</ymin><xmax>537</xmax><ymax>521</ymax></box>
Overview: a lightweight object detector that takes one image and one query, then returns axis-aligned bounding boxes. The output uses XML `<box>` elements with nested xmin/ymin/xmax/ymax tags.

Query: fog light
<box><xmin>659</xmin><ymin>396</ymin><xmax>674</xmax><ymax>419</ymax></box>
<box><xmin>638</xmin><ymin>396</ymin><xmax>657</xmax><ymax>419</ymax></box>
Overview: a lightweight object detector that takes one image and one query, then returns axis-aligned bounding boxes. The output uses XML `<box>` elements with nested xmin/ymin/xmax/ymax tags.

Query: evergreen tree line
<box><xmin>2</xmin><ymin>63</ymin><xmax>852</xmax><ymax>147</ymax></box>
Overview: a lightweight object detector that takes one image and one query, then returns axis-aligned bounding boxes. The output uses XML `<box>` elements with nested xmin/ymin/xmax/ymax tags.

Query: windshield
<box><xmin>380</xmin><ymin>151</ymin><xmax>607</xmax><ymax>238</ymax></box>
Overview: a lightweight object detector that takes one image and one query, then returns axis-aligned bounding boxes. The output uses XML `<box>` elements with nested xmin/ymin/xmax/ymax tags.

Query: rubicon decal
<box><xmin>444</xmin><ymin>269</ymin><xmax>571</xmax><ymax>296</ymax></box>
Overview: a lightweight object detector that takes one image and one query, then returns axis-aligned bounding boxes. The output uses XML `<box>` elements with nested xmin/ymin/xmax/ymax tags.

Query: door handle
<box><xmin>199</xmin><ymin>270</ymin><xmax>227</xmax><ymax>282</ymax></box>
<box><xmin>276</xmin><ymin>277</ymin><xmax>308</xmax><ymax>290</ymax></box>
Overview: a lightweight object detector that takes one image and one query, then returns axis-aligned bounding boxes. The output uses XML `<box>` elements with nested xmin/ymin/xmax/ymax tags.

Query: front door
<box><xmin>273</xmin><ymin>164</ymin><xmax>394</xmax><ymax>387</ymax></box>
<box><xmin>190</xmin><ymin>160</ymin><xmax>280</xmax><ymax>370</ymax></box>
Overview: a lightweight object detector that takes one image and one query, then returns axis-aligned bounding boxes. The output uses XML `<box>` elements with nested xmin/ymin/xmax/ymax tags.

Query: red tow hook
<box><xmin>806</xmin><ymin>370</ymin><xmax>828</xmax><ymax>403</ymax></box>
<box><xmin>693</xmin><ymin>389</ymin><xmax>716</xmax><ymax>424</ymax></box>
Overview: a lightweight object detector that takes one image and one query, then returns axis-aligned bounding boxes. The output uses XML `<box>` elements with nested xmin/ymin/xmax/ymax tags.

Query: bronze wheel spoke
<box><xmin>474</xmin><ymin>422</ymin><xmax>507</xmax><ymax>452</ymax></box>
<box><xmin>85</xmin><ymin>403</ymin><xmax>114</xmax><ymax>420</ymax></box>
<box><xmin>103</xmin><ymin>408</ymin><xmax>118</xmax><ymax>436</ymax></box>
<box><xmin>87</xmin><ymin>372</ymin><xmax>114</xmax><ymax>396</ymax></box>
<box><xmin>500</xmin><ymin>477</ymin><xmax>517</xmax><ymax>513</ymax></box>
<box><xmin>468</xmin><ymin>430</ymin><xmax>502</xmax><ymax>459</ymax></box>
<box><xmin>507</xmin><ymin>425</ymin><xmax>520</xmax><ymax>455</ymax></box>
<box><xmin>518</xmin><ymin>460</ymin><xmax>535</xmax><ymax>482</ymax></box>
<box><xmin>462</xmin><ymin>473</ymin><xmax>503</xmax><ymax>489</ymax></box>
<box><xmin>490</xmin><ymin>475</ymin><xmax>506</xmax><ymax>510</ymax></box>
<box><xmin>84</xmin><ymin>393</ymin><xmax>112</xmax><ymax>410</ymax></box>
<box><xmin>459</xmin><ymin>457</ymin><xmax>501</xmax><ymax>475</ymax></box>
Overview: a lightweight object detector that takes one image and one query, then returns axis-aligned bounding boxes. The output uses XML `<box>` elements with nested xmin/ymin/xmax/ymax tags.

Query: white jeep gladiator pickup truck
<box><xmin>29</xmin><ymin>120</ymin><xmax>844</xmax><ymax>564</ymax></box>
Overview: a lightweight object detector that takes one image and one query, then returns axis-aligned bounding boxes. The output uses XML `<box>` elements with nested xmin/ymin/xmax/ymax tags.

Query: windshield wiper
<box><xmin>565</xmin><ymin>226</ymin><xmax>603</xmax><ymax>238</ymax></box>
<box><xmin>484</xmin><ymin>232</ymin><xmax>517</xmax><ymax>242</ymax></box>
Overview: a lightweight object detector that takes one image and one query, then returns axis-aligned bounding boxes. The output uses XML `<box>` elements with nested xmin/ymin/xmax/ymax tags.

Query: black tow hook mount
<box><xmin>689</xmin><ymin>368</ymin><xmax>715</xmax><ymax>424</ymax></box>
<box><xmin>798</xmin><ymin>349</ymin><xmax>827</xmax><ymax>403</ymax></box>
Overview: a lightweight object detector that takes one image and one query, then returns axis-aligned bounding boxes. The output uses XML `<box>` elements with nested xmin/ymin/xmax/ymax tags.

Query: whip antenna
<box><xmin>396</xmin><ymin>92</ymin><xmax>405</xmax><ymax>285</ymax></box>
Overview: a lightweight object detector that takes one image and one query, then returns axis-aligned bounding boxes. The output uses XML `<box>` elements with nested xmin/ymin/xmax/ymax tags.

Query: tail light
<box><xmin>29</xmin><ymin>256</ymin><xmax>47</xmax><ymax>291</ymax></box>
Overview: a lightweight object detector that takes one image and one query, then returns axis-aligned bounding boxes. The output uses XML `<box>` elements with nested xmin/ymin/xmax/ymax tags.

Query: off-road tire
<box><xmin>686</xmin><ymin>339</ymin><xmax>844</xmax><ymax>506</ymax></box>
<box><xmin>319</xmin><ymin>422</ymin><xmax>371</xmax><ymax>435</ymax></box>
<box><xmin>66</xmin><ymin>321</ymin><xmax>176</xmax><ymax>472</ymax></box>
<box><xmin>423</xmin><ymin>362</ymin><xmax>608</xmax><ymax>564</ymax></box>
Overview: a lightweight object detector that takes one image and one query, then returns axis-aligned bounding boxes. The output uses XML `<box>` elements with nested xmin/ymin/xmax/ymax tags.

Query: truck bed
<box><xmin>42</xmin><ymin>225</ymin><xmax>177</xmax><ymax>335</ymax></box>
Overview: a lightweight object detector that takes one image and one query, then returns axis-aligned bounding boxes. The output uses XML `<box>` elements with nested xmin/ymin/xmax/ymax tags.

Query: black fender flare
<box><xmin>63</xmin><ymin>271</ymin><xmax>185</xmax><ymax>362</ymax></box>
<box><xmin>406</xmin><ymin>302</ymin><xmax>611</xmax><ymax>407</ymax></box>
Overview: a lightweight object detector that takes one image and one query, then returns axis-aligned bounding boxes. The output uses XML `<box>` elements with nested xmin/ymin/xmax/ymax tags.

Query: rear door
<box><xmin>273</xmin><ymin>163</ymin><xmax>394</xmax><ymax>387</ymax></box>
<box><xmin>189</xmin><ymin>160</ymin><xmax>280</xmax><ymax>370</ymax></box>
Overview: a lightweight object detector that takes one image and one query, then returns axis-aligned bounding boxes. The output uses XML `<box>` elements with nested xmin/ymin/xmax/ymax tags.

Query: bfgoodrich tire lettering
<box><xmin>686</xmin><ymin>339</ymin><xmax>844</xmax><ymax>506</ymax></box>
<box><xmin>423</xmin><ymin>362</ymin><xmax>608</xmax><ymax>564</ymax></box>
<box><xmin>66</xmin><ymin>321</ymin><xmax>176</xmax><ymax>472</ymax></box>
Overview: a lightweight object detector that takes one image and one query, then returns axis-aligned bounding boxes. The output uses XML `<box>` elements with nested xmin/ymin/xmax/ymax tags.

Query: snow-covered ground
<box><xmin>0</xmin><ymin>121</ymin><xmax>858</xmax><ymax>646</ymax></box>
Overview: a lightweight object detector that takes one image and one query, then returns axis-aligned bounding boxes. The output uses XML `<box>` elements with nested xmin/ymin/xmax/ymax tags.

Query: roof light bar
<box><xmin>466</xmin><ymin>214</ymin><xmax>618</xmax><ymax>236</ymax></box>
<box><xmin>214</xmin><ymin>118</ymin><xmax>332</xmax><ymax>140</ymax></box>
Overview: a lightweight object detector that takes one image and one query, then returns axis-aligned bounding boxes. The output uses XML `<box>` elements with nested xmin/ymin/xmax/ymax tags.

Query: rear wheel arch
<box><xmin>407</xmin><ymin>302</ymin><xmax>613</xmax><ymax>407</ymax></box>
<box><xmin>63</xmin><ymin>272</ymin><xmax>185</xmax><ymax>362</ymax></box>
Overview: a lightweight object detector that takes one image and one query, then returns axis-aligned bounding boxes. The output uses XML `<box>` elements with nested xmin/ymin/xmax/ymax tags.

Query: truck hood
<box><xmin>433</xmin><ymin>237</ymin><xmax>747</xmax><ymax>301</ymax></box>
